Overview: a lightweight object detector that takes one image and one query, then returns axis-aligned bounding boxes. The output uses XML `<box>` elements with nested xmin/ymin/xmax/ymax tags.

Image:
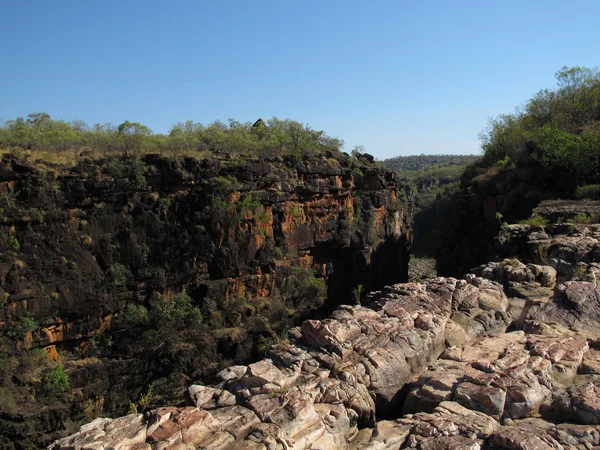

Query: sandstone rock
<box><xmin>528</xmin><ymin>281</ymin><xmax>600</xmax><ymax>335</ymax></box>
<box><xmin>48</xmin><ymin>414</ymin><xmax>146</xmax><ymax>450</ymax></box>
<box><xmin>52</xmin><ymin>266</ymin><xmax>600</xmax><ymax>450</ymax></box>
<box><xmin>188</xmin><ymin>385</ymin><xmax>237</xmax><ymax>409</ymax></box>
<box><xmin>53</xmin><ymin>277</ymin><xmax>513</xmax><ymax>449</ymax></box>
<box><xmin>403</xmin><ymin>331</ymin><xmax>591</xmax><ymax>422</ymax></box>
<box><xmin>552</xmin><ymin>377</ymin><xmax>600</xmax><ymax>425</ymax></box>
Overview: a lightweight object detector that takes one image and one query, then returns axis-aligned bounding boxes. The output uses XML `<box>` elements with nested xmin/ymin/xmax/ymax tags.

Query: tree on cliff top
<box><xmin>477</xmin><ymin>66</ymin><xmax>600</xmax><ymax>186</ymax></box>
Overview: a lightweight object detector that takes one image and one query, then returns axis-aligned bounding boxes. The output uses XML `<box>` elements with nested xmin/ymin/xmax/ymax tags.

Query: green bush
<box><xmin>518</xmin><ymin>215</ymin><xmax>549</xmax><ymax>226</ymax></box>
<box><xmin>280</xmin><ymin>266</ymin><xmax>326</xmax><ymax>310</ymax></box>
<box><xmin>567</xmin><ymin>213</ymin><xmax>593</xmax><ymax>224</ymax></box>
<box><xmin>575</xmin><ymin>184</ymin><xmax>600</xmax><ymax>199</ymax></box>
<box><xmin>43</xmin><ymin>365</ymin><xmax>69</xmax><ymax>393</ymax></box>
<box><xmin>8</xmin><ymin>236</ymin><xmax>20</xmax><ymax>251</ymax></box>
<box><xmin>149</xmin><ymin>292</ymin><xmax>203</xmax><ymax>330</ymax></box>
<box><xmin>109</xmin><ymin>263</ymin><xmax>130</xmax><ymax>286</ymax></box>
<box><xmin>123</xmin><ymin>303</ymin><xmax>149</xmax><ymax>327</ymax></box>
<box><xmin>6</xmin><ymin>317</ymin><xmax>38</xmax><ymax>339</ymax></box>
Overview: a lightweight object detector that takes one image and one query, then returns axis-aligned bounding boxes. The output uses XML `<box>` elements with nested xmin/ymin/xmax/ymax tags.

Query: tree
<box><xmin>554</xmin><ymin>66</ymin><xmax>600</xmax><ymax>130</ymax></box>
<box><xmin>117</xmin><ymin>120</ymin><xmax>152</xmax><ymax>157</ymax></box>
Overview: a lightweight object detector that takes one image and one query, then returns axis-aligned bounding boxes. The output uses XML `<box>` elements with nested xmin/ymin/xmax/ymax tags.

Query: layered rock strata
<box><xmin>50</xmin><ymin>275</ymin><xmax>511</xmax><ymax>449</ymax></box>
<box><xmin>52</xmin><ymin>256</ymin><xmax>600</xmax><ymax>449</ymax></box>
<box><xmin>0</xmin><ymin>153</ymin><xmax>412</xmax><ymax>446</ymax></box>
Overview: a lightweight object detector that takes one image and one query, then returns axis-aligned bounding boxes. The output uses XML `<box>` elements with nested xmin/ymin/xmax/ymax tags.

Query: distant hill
<box><xmin>382</xmin><ymin>154</ymin><xmax>480</xmax><ymax>173</ymax></box>
<box><xmin>383</xmin><ymin>154</ymin><xmax>481</xmax><ymax>208</ymax></box>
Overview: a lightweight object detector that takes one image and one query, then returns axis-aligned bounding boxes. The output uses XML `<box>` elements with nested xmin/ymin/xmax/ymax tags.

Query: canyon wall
<box><xmin>0</xmin><ymin>152</ymin><xmax>412</xmax><ymax>447</ymax></box>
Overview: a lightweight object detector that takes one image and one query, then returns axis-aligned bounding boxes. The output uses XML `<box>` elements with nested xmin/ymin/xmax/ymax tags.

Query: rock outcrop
<box><xmin>51</xmin><ymin>216</ymin><xmax>600</xmax><ymax>450</ymax></box>
<box><xmin>0</xmin><ymin>153</ymin><xmax>413</xmax><ymax>448</ymax></box>
<box><xmin>50</xmin><ymin>275</ymin><xmax>512</xmax><ymax>449</ymax></box>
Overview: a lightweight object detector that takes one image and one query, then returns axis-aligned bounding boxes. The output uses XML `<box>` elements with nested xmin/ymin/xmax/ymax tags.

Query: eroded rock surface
<box><xmin>50</xmin><ymin>218</ymin><xmax>600</xmax><ymax>450</ymax></box>
<box><xmin>50</xmin><ymin>276</ymin><xmax>512</xmax><ymax>449</ymax></box>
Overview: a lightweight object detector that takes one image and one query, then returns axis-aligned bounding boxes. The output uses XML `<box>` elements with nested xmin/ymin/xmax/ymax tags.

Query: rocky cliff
<box><xmin>53</xmin><ymin>210</ymin><xmax>600</xmax><ymax>449</ymax></box>
<box><xmin>0</xmin><ymin>152</ymin><xmax>412</xmax><ymax>448</ymax></box>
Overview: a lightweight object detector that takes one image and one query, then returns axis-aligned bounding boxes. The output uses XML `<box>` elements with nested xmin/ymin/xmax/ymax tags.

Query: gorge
<box><xmin>0</xmin><ymin>151</ymin><xmax>412</xmax><ymax>448</ymax></box>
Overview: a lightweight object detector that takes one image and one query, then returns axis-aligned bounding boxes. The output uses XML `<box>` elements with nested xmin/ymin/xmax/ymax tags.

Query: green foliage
<box><xmin>8</xmin><ymin>235</ymin><xmax>20</xmax><ymax>250</ymax></box>
<box><xmin>289</xmin><ymin>205</ymin><xmax>302</xmax><ymax>218</ymax></box>
<box><xmin>272</xmin><ymin>246</ymin><xmax>284</xmax><ymax>259</ymax></box>
<box><xmin>109</xmin><ymin>263</ymin><xmax>130</xmax><ymax>286</ymax></box>
<box><xmin>280</xmin><ymin>266</ymin><xmax>326</xmax><ymax>310</ymax></box>
<box><xmin>136</xmin><ymin>385</ymin><xmax>155</xmax><ymax>411</ymax></box>
<box><xmin>572</xmin><ymin>264</ymin><xmax>588</xmax><ymax>279</ymax></box>
<box><xmin>352</xmin><ymin>284</ymin><xmax>364</xmax><ymax>305</ymax></box>
<box><xmin>6</xmin><ymin>317</ymin><xmax>38</xmax><ymax>339</ymax></box>
<box><xmin>212</xmin><ymin>193</ymin><xmax>269</xmax><ymax>227</ymax></box>
<box><xmin>42</xmin><ymin>365</ymin><xmax>69</xmax><ymax>393</ymax></box>
<box><xmin>567</xmin><ymin>213</ymin><xmax>593</xmax><ymax>224</ymax></box>
<box><xmin>384</xmin><ymin>157</ymin><xmax>474</xmax><ymax>210</ymax></box>
<box><xmin>0</xmin><ymin>113</ymin><xmax>344</xmax><ymax>160</ymax></box>
<box><xmin>575</xmin><ymin>184</ymin><xmax>600</xmax><ymax>199</ymax></box>
<box><xmin>518</xmin><ymin>215</ymin><xmax>550</xmax><ymax>226</ymax></box>
<box><xmin>537</xmin><ymin>243</ymin><xmax>551</xmax><ymax>265</ymax></box>
<box><xmin>353</xmin><ymin>167</ymin><xmax>364</xmax><ymax>177</ymax></box>
<box><xmin>149</xmin><ymin>292</ymin><xmax>203</xmax><ymax>331</ymax></box>
<box><xmin>213</xmin><ymin>175</ymin><xmax>239</xmax><ymax>193</ymax></box>
<box><xmin>105</xmin><ymin>158</ymin><xmax>147</xmax><ymax>189</ymax></box>
<box><xmin>123</xmin><ymin>303</ymin><xmax>149</xmax><ymax>327</ymax></box>
<box><xmin>477</xmin><ymin>66</ymin><xmax>600</xmax><ymax>186</ymax></box>
<box><xmin>382</xmin><ymin>154</ymin><xmax>481</xmax><ymax>172</ymax></box>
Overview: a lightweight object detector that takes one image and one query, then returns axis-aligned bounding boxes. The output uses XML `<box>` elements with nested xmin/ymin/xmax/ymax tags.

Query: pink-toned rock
<box><xmin>49</xmin><ymin>414</ymin><xmax>146</xmax><ymax>450</ymax></box>
<box><xmin>188</xmin><ymin>385</ymin><xmax>237</xmax><ymax>409</ymax></box>
<box><xmin>146</xmin><ymin>407</ymin><xmax>221</xmax><ymax>447</ymax></box>
<box><xmin>47</xmin><ymin>276</ymin><xmax>541</xmax><ymax>450</ymax></box>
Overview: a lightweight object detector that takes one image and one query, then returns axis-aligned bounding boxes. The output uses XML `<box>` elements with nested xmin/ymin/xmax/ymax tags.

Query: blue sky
<box><xmin>1</xmin><ymin>1</ymin><xmax>599</xmax><ymax>159</ymax></box>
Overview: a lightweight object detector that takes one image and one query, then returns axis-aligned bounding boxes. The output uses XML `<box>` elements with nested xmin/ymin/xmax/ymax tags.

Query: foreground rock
<box><xmin>50</xmin><ymin>273</ymin><xmax>600</xmax><ymax>449</ymax></box>
<box><xmin>50</xmin><ymin>276</ymin><xmax>510</xmax><ymax>449</ymax></box>
<box><xmin>353</xmin><ymin>401</ymin><xmax>600</xmax><ymax>450</ymax></box>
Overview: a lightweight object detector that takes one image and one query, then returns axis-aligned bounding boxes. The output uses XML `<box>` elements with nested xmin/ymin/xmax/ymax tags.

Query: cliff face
<box><xmin>52</xmin><ymin>209</ymin><xmax>600</xmax><ymax>450</ymax></box>
<box><xmin>0</xmin><ymin>152</ymin><xmax>412</xmax><ymax>447</ymax></box>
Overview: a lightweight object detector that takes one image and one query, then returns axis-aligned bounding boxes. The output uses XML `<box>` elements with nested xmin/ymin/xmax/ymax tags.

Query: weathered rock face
<box><xmin>0</xmin><ymin>153</ymin><xmax>411</xmax><ymax>335</ymax></box>
<box><xmin>52</xmin><ymin>215</ymin><xmax>600</xmax><ymax>450</ymax></box>
<box><xmin>0</xmin><ymin>153</ymin><xmax>412</xmax><ymax>447</ymax></box>
<box><xmin>49</xmin><ymin>276</ymin><xmax>511</xmax><ymax>449</ymax></box>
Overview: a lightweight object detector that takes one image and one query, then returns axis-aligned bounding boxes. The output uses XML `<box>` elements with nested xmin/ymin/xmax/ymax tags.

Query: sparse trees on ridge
<box><xmin>0</xmin><ymin>114</ymin><xmax>345</xmax><ymax>160</ymax></box>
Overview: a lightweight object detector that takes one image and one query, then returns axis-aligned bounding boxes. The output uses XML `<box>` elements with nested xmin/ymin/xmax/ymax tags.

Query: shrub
<box><xmin>575</xmin><ymin>184</ymin><xmax>600</xmax><ymax>199</ymax></box>
<box><xmin>572</xmin><ymin>264</ymin><xmax>588</xmax><ymax>279</ymax></box>
<box><xmin>43</xmin><ymin>365</ymin><xmax>69</xmax><ymax>393</ymax></box>
<box><xmin>290</xmin><ymin>205</ymin><xmax>302</xmax><ymax>218</ymax></box>
<box><xmin>8</xmin><ymin>235</ymin><xmax>20</xmax><ymax>250</ymax></box>
<box><xmin>280</xmin><ymin>266</ymin><xmax>326</xmax><ymax>310</ymax></box>
<box><xmin>518</xmin><ymin>215</ymin><xmax>550</xmax><ymax>227</ymax></box>
<box><xmin>567</xmin><ymin>213</ymin><xmax>593</xmax><ymax>224</ymax></box>
<box><xmin>352</xmin><ymin>284</ymin><xmax>364</xmax><ymax>305</ymax></box>
<box><xmin>272</xmin><ymin>246</ymin><xmax>284</xmax><ymax>259</ymax></box>
<box><xmin>537</xmin><ymin>243</ymin><xmax>551</xmax><ymax>265</ymax></box>
<box><xmin>123</xmin><ymin>303</ymin><xmax>149</xmax><ymax>327</ymax></box>
<box><xmin>109</xmin><ymin>262</ymin><xmax>130</xmax><ymax>286</ymax></box>
<box><xmin>6</xmin><ymin>317</ymin><xmax>38</xmax><ymax>339</ymax></box>
<box><xmin>149</xmin><ymin>292</ymin><xmax>203</xmax><ymax>330</ymax></box>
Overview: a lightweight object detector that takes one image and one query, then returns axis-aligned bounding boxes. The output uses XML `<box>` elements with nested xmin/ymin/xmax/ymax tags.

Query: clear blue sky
<box><xmin>1</xmin><ymin>1</ymin><xmax>599</xmax><ymax>159</ymax></box>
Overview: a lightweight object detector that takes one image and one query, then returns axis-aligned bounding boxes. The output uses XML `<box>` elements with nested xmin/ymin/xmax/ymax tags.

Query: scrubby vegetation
<box><xmin>383</xmin><ymin>154</ymin><xmax>479</xmax><ymax>258</ymax></box>
<box><xmin>434</xmin><ymin>66</ymin><xmax>600</xmax><ymax>276</ymax></box>
<box><xmin>384</xmin><ymin>156</ymin><xmax>479</xmax><ymax>209</ymax></box>
<box><xmin>383</xmin><ymin>154</ymin><xmax>480</xmax><ymax>173</ymax></box>
<box><xmin>468</xmin><ymin>66</ymin><xmax>600</xmax><ymax>199</ymax></box>
<box><xmin>0</xmin><ymin>115</ymin><xmax>344</xmax><ymax>162</ymax></box>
